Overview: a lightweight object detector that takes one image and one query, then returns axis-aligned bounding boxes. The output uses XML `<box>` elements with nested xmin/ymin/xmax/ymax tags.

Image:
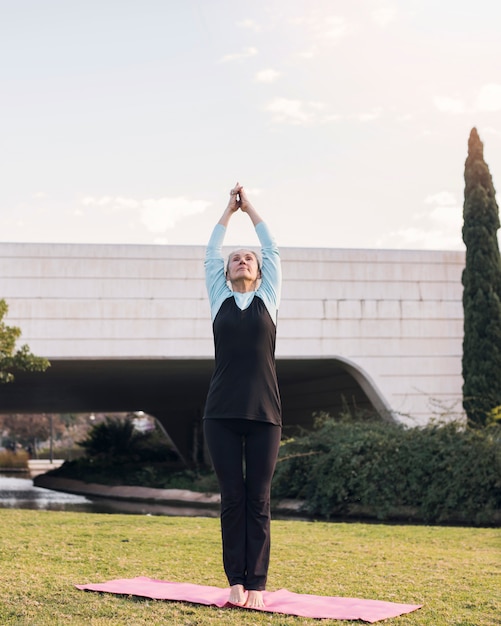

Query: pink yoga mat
<box><xmin>76</xmin><ymin>577</ymin><xmax>422</xmax><ymax>622</ymax></box>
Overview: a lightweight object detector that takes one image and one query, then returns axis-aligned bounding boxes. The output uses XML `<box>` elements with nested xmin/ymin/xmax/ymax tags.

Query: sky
<box><xmin>1</xmin><ymin>0</ymin><xmax>501</xmax><ymax>251</ymax></box>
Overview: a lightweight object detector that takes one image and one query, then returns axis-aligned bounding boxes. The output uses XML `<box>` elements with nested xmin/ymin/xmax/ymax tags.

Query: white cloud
<box><xmin>140</xmin><ymin>197</ymin><xmax>211</xmax><ymax>233</ymax></box>
<box><xmin>419</xmin><ymin>191</ymin><xmax>462</xmax><ymax>231</ymax></box>
<box><xmin>428</xmin><ymin>204</ymin><xmax>462</xmax><ymax>229</ymax></box>
<box><xmin>79</xmin><ymin>195</ymin><xmax>212</xmax><ymax>233</ymax></box>
<box><xmin>425</xmin><ymin>191</ymin><xmax>457</xmax><ymax>206</ymax></box>
<box><xmin>220</xmin><ymin>47</ymin><xmax>258</xmax><ymax>62</ymax></box>
<box><xmin>377</xmin><ymin>226</ymin><xmax>462</xmax><ymax>249</ymax></box>
<box><xmin>296</xmin><ymin>46</ymin><xmax>318</xmax><ymax>59</ymax></box>
<box><xmin>321</xmin><ymin>16</ymin><xmax>349</xmax><ymax>41</ymax></box>
<box><xmin>114</xmin><ymin>197</ymin><xmax>141</xmax><ymax>210</ymax></box>
<box><xmin>476</xmin><ymin>83</ymin><xmax>501</xmax><ymax>112</ymax></box>
<box><xmin>377</xmin><ymin>192</ymin><xmax>463</xmax><ymax>250</ymax></box>
<box><xmin>322</xmin><ymin>114</ymin><xmax>342</xmax><ymax>123</ymax></box>
<box><xmin>372</xmin><ymin>5</ymin><xmax>397</xmax><ymax>27</ymax></box>
<box><xmin>291</xmin><ymin>13</ymin><xmax>351</xmax><ymax>58</ymax></box>
<box><xmin>309</xmin><ymin>101</ymin><xmax>326</xmax><ymax>111</ymax></box>
<box><xmin>237</xmin><ymin>18</ymin><xmax>262</xmax><ymax>32</ymax></box>
<box><xmin>266</xmin><ymin>97</ymin><xmax>314</xmax><ymax>125</ymax></box>
<box><xmin>288</xmin><ymin>16</ymin><xmax>308</xmax><ymax>27</ymax></box>
<box><xmin>358</xmin><ymin>108</ymin><xmax>383</xmax><ymax>122</ymax></box>
<box><xmin>265</xmin><ymin>98</ymin><xmax>338</xmax><ymax>125</ymax></box>
<box><xmin>243</xmin><ymin>187</ymin><xmax>263</xmax><ymax>197</ymax></box>
<box><xmin>255</xmin><ymin>68</ymin><xmax>281</xmax><ymax>83</ymax></box>
<box><xmin>81</xmin><ymin>196</ymin><xmax>140</xmax><ymax>211</ymax></box>
<box><xmin>483</xmin><ymin>126</ymin><xmax>501</xmax><ymax>138</ymax></box>
<box><xmin>82</xmin><ymin>195</ymin><xmax>110</xmax><ymax>207</ymax></box>
<box><xmin>433</xmin><ymin>96</ymin><xmax>467</xmax><ymax>114</ymax></box>
<box><xmin>32</xmin><ymin>191</ymin><xmax>48</xmax><ymax>199</ymax></box>
<box><xmin>432</xmin><ymin>86</ymin><xmax>501</xmax><ymax>115</ymax></box>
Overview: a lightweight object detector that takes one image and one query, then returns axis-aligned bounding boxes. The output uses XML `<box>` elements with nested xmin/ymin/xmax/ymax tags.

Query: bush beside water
<box><xmin>272</xmin><ymin>417</ymin><xmax>501</xmax><ymax>525</ymax></box>
<box><xmin>49</xmin><ymin>415</ymin><xmax>501</xmax><ymax>525</ymax></box>
<box><xmin>48</xmin><ymin>416</ymin><xmax>219</xmax><ymax>493</ymax></box>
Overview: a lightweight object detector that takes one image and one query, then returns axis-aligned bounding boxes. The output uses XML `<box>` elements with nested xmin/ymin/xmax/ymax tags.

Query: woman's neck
<box><xmin>231</xmin><ymin>279</ymin><xmax>257</xmax><ymax>293</ymax></box>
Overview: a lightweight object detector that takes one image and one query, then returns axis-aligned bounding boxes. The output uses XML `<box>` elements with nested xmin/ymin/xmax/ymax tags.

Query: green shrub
<box><xmin>272</xmin><ymin>418</ymin><xmax>501</xmax><ymax>525</ymax></box>
<box><xmin>49</xmin><ymin>416</ymin><xmax>201</xmax><ymax>489</ymax></box>
<box><xmin>50</xmin><ymin>457</ymin><xmax>218</xmax><ymax>492</ymax></box>
<box><xmin>77</xmin><ymin>416</ymin><xmax>140</xmax><ymax>461</ymax></box>
<box><xmin>76</xmin><ymin>416</ymin><xmax>178</xmax><ymax>464</ymax></box>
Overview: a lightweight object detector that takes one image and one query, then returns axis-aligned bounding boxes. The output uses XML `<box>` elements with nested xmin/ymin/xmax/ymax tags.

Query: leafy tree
<box><xmin>462</xmin><ymin>128</ymin><xmax>501</xmax><ymax>427</ymax></box>
<box><xmin>0</xmin><ymin>299</ymin><xmax>50</xmax><ymax>383</ymax></box>
<box><xmin>1</xmin><ymin>413</ymin><xmax>55</xmax><ymax>453</ymax></box>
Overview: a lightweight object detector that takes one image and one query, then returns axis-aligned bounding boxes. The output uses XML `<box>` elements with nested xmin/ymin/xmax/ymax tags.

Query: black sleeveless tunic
<box><xmin>204</xmin><ymin>296</ymin><xmax>282</xmax><ymax>426</ymax></box>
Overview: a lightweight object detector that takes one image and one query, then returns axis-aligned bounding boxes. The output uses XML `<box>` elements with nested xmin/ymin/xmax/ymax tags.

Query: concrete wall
<box><xmin>0</xmin><ymin>241</ymin><xmax>466</xmax><ymax>425</ymax></box>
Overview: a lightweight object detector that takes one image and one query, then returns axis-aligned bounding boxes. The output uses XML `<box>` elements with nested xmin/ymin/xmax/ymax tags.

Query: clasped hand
<box><xmin>228</xmin><ymin>182</ymin><xmax>252</xmax><ymax>213</ymax></box>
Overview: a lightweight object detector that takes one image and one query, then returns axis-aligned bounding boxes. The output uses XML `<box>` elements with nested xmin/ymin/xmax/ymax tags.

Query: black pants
<box><xmin>203</xmin><ymin>419</ymin><xmax>282</xmax><ymax>591</ymax></box>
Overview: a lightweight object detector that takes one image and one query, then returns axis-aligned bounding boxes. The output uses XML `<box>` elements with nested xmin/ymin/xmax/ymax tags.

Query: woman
<box><xmin>203</xmin><ymin>182</ymin><xmax>282</xmax><ymax>609</ymax></box>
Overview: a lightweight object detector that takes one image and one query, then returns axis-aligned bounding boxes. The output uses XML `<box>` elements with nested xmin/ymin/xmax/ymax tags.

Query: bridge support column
<box><xmin>148</xmin><ymin>408</ymin><xmax>205</xmax><ymax>468</ymax></box>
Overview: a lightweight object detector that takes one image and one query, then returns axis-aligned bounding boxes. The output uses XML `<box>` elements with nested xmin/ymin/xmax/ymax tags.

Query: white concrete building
<box><xmin>0</xmin><ymin>242</ymin><xmax>465</xmax><ymax>458</ymax></box>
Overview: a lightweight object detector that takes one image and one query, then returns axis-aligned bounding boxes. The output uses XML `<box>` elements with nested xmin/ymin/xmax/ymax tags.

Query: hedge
<box><xmin>272</xmin><ymin>418</ymin><xmax>501</xmax><ymax>526</ymax></box>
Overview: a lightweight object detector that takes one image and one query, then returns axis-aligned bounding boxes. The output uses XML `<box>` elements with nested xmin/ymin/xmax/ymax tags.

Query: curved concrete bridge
<box><xmin>0</xmin><ymin>242</ymin><xmax>465</xmax><ymax>463</ymax></box>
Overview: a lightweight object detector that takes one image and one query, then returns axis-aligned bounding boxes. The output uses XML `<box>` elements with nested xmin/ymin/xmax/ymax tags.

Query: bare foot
<box><xmin>228</xmin><ymin>584</ymin><xmax>246</xmax><ymax>605</ymax></box>
<box><xmin>245</xmin><ymin>590</ymin><xmax>265</xmax><ymax>608</ymax></box>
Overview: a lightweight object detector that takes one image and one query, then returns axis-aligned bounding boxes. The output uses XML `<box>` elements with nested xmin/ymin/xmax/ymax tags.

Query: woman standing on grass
<box><xmin>203</xmin><ymin>182</ymin><xmax>282</xmax><ymax>609</ymax></box>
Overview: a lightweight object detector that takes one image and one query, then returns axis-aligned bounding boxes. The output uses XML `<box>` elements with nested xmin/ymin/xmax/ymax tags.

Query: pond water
<box><xmin>0</xmin><ymin>473</ymin><xmax>218</xmax><ymax>518</ymax></box>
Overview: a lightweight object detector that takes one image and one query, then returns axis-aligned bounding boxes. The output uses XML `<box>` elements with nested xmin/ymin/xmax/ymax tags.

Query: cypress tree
<box><xmin>462</xmin><ymin>127</ymin><xmax>501</xmax><ymax>427</ymax></box>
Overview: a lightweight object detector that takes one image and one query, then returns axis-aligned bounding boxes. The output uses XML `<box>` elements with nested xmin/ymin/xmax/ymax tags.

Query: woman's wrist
<box><xmin>245</xmin><ymin>205</ymin><xmax>263</xmax><ymax>227</ymax></box>
<box><xmin>218</xmin><ymin>206</ymin><xmax>234</xmax><ymax>227</ymax></box>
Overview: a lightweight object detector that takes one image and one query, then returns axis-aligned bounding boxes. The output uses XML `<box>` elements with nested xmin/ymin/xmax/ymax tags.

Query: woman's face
<box><xmin>226</xmin><ymin>249</ymin><xmax>261</xmax><ymax>285</ymax></box>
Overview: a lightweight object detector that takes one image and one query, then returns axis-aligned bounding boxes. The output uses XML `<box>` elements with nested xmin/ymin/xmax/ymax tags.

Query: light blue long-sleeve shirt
<box><xmin>204</xmin><ymin>221</ymin><xmax>282</xmax><ymax>325</ymax></box>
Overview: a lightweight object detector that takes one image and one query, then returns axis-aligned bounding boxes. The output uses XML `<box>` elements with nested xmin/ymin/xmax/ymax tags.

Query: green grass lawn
<box><xmin>0</xmin><ymin>509</ymin><xmax>499</xmax><ymax>625</ymax></box>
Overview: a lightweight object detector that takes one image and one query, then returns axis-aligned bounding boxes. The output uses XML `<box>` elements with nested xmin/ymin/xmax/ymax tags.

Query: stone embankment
<box><xmin>34</xmin><ymin>474</ymin><xmax>305</xmax><ymax>516</ymax></box>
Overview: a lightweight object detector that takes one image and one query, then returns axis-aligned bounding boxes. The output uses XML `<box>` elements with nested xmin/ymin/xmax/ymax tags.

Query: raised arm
<box><xmin>238</xmin><ymin>185</ymin><xmax>263</xmax><ymax>227</ymax></box>
<box><xmin>239</xmin><ymin>185</ymin><xmax>281</xmax><ymax>317</ymax></box>
<box><xmin>205</xmin><ymin>183</ymin><xmax>281</xmax><ymax>321</ymax></box>
<box><xmin>205</xmin><ymin>183</ymin><xmax>242</xmax><ymax>320</ymax></box>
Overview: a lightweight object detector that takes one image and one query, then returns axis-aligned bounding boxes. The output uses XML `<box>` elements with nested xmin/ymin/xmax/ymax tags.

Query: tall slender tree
<box><xmin>462</xmin><ymin>128</ymin><xmax>501</xmax><ymax>426</ymax></box>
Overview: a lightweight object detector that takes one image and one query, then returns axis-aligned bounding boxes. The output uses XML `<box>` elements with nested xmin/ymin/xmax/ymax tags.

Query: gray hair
<box><xmin>226</xmin><ymin>249</ymin><xmax>262</xmax><ymax>275</ymax></box>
